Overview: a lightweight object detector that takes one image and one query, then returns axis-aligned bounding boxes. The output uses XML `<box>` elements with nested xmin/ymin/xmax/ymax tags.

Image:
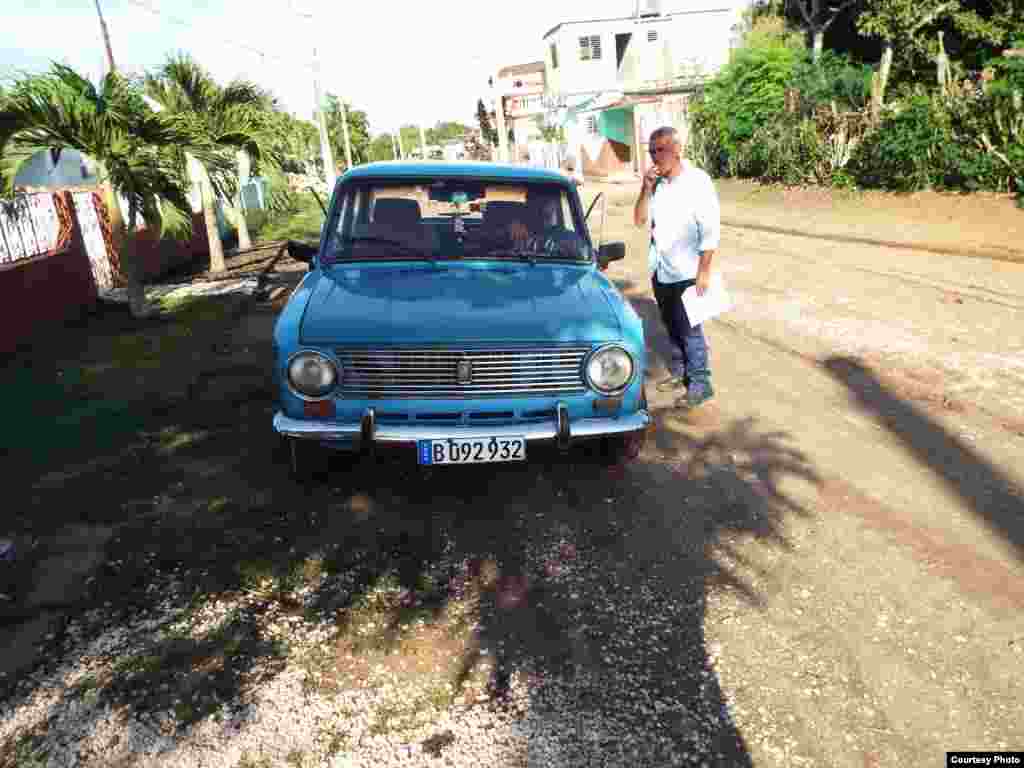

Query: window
<box><xmin>550</xmin><ymin>43</ymin><xmax>559</xmax><ymax>69</ymax></box>
<box><xmin>584</xmin><ymin>115</ymin><xmax>598</xmax><ymax>134</ymax></box>
<box><xmin>647</xmin><ymin>29</ymin><xmax>658</xmax><ymax>42</ymax></box>
<box><xmin>579</xmin><ymin>35</ymin><xmax>602</xmax><ymax>61</ymax></box>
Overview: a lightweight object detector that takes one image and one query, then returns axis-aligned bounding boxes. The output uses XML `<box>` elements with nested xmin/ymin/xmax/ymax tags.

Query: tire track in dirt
<box><xmin>726</xmin><ymin>232</ymin><xmax>1024</xmax><ymax>311</ymax></box>
<box><xmin>720</xmin><ymin>218</ymin><xmax>1024</xmax><ymax>267</ymax></box>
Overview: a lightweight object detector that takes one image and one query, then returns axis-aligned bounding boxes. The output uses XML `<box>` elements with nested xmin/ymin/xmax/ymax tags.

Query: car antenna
<box><xmin>306</xmin><ymin>187</ymin><xmax>328</xmax><ymax>217</ymax></box>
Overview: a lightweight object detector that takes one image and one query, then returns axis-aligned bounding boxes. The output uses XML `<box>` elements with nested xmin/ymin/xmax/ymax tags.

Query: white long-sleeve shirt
<box><xmin>648</xmin><ymin>163</ymin><xmax>721</xmax><ymax>283</ymax></box>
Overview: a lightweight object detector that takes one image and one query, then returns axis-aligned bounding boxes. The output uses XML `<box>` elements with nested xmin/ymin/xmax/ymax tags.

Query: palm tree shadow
<box><xmin>422</xmin><ymin>411</ymin><xmax>819</xmax><ymax>766</ymax></box>
<box><xmin>823</xmin><ymin>355</ymin><xmax>1024</xmax><ymax>561</ymax></box>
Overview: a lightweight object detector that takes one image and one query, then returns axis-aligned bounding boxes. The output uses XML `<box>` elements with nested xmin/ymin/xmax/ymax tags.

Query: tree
<box><xmin>397</xmin><ymin>125</ymin><xmax>421</xmax><ymax>157</ymax></box>
<box><xmin>266</xmin><ymin>109</ymin><xmax>320</xmax><ymax>174</ymax></box>
<box><xmin>857</xmin><ymin>0</ymin><xmax>991</xmax><ymax>105</ymax></box>
<box><xmin>368</xmin><ymin>133</ymin><xmax>396</xmax><ymax>161</ymax></box>
<box><xmin>0</xmin><ymin>63</ymin><xmax>219</xmax><ymax>317</ymax></box>
<box><xmin>143</xmin><ymin>53</ymin><xmax>277</xmax><ymax>265</ymax></box>
<box><xmin>426</xmin><ymin>120</ymin><xmax>470</xmax><ymax>145</ymax></box>
<box><xmin>476</xmin><ymin>98</ymin><xmax>498</xmax><ymax>146</ymax></box>
<box><xmin>322</xmin><ymin>94</ymin><xmax>370</xmax><ymax>170</ymax></box>
<box><xmin>787</xmin><ymin>0</ymin><xmax>864</xmax><ymax>61</ymax></box>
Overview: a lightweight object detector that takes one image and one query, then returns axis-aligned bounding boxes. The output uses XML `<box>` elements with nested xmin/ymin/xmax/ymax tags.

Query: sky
<box><xmin>2</xmin><ymin>1</ymin><xmax>740</xmax><ymax>135</ymax></box>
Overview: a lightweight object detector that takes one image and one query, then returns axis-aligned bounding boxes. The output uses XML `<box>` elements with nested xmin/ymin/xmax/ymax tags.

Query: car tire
<box><xmin>288</xmin><ymin>438</ymin><xmax>329</xmax><ymax>482</ymax></box>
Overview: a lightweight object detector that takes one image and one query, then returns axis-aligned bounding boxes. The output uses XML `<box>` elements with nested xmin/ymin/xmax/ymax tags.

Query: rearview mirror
<box><xmin>286</xmin><ymin>240</ymin><xmax>318</xmax><ymax>264</ymax></box>
<box><xmin>597</xmin><ymin>241</ymin><xmax>625</xmax><ymax>270</ymax></box>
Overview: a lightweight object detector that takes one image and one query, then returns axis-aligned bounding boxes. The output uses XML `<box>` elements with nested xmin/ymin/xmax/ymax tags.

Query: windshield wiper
<box><xmin>474</xmin><ymin>248</ymin><xmax>539</xmax><ymax>266</ymax></box>
<box><xmin>339</xmin><ymin>236</ymin><xmax>438</xmax><ymax>262</ymax></box>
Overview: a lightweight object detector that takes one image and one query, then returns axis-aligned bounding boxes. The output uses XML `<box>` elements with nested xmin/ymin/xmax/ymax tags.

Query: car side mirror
<box><xmin>287</xmin><ymin>240</ymin><xmax>318</xmax><ymax>265</ymax></box>
<box><xmin>597</xmin><ymin>241</ymin><xmax>625</xmax><ymax>270</ymax></box>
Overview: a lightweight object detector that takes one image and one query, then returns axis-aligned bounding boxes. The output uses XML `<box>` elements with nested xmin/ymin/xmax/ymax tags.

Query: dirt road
<box><xmin>584</xmin><ymin>182</ymin><xmax>1024</xmax><ymax>765</ymax></box>
<box><xmin>2</xmin><ymin>191</ymin><xmax>1023</xmax><ymax>767</ymax></box>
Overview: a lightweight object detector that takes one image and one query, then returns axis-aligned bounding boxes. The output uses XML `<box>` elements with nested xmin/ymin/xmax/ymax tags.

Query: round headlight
<box><xmin>287</xmin><ymin>351</ymin><xmax>338</xmax><ymax>399</ymax></box>
<box><xmin>586</xmin><ymin>346</ymin><xmax>634</xmax><ymax>394</ymax></box>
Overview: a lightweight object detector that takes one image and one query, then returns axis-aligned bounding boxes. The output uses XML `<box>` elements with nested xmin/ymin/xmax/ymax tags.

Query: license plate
<box><xmin>418</xmin><ymin>436</ymin><xmax>526</xmax><ymax>465</ymax></box>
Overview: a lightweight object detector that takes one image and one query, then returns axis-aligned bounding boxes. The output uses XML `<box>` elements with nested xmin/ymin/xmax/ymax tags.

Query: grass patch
<box><xmin>2</xmin><ymin>291</ymin><xmax>247</xmax><ymax>474</ymax></box>
<box><xmin>235</xmin><ymin>753</ymin><xmax>273</xmax><ymax>768</ymax></box>
<box><xmin>152</xmin><ymin>426</ymin><xmax>212</xmax><ymax>456</ymax></box>
<box><xmin>1</xmin><ymin>731</ymin><xmax>49</xmax><ymax>768</ymax></box>
<box><xmin>251</xmin><ymin>194</ymin><xmax>323</xmax><ymax>244</ymax></box>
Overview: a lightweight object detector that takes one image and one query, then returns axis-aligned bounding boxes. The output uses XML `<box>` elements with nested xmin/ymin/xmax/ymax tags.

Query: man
<box><xmin>633</xmin><ymin>126</ymin><xmax>720</xmax><ymax>409</ymax></box>
<box><xmin>504</xmin><ymin>189</ymin><xmax>585</xmax><ymax>259</ymax></box>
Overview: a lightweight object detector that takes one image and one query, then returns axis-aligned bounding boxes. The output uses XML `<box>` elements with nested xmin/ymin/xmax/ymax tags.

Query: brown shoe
<box><xmin>656</xmin><ymin>375</ymin><xmax>687</xmax><ymax>393</ymax></box>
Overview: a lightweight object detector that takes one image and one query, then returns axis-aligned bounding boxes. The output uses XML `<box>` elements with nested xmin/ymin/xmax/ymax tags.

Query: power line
<box><xmin>125</xmin><ymin>0</ymin><xmax>315</xmax><ymax>73</ymax></box>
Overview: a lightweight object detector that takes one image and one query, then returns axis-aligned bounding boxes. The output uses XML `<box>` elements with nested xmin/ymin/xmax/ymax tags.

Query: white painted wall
<box><xmin>543</xmin><ymin>8</ymin><xmax>740</xmax><ymax>100</ymax></box>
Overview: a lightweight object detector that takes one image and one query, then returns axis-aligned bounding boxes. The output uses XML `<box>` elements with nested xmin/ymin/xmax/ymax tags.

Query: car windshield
<box><xmin>322</xmin><ymin>179</ymin><xmax>592</xmax><ymax>264</ymax></box>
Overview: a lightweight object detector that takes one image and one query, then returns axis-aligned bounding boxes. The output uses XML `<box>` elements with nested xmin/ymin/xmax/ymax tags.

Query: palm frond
<box><xmin>157</xmin><ymin>52</ymin><xmax>217</xmax><ymax>113</ymax></box>
<box><xmin>0</xmin><ymin>62</ymin><xmax>201</xmax><ymax>231</ymax></box>
<box><xmin>218</xmin><ymin>79</ymin><xmax>272</xmax><ymax>111</ymax></box>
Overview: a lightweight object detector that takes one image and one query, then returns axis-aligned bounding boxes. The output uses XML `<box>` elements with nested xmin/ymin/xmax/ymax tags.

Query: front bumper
<box><xmin>273</xmin><ymin>404</ymin><xmax>650</xmax><ymax>452</ymax></box>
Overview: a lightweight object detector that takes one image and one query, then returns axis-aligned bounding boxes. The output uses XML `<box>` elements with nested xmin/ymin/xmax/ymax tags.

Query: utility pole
<box><xmin>390</xmin><ymin>132</ymin><xmax>399</xmax><ymax>160</ymax></box>
<box><xmin>396</xmin><ymin>126</ymin><xmax>405</xmax><ymax>159</ymax></box>
<box><xmin>311</xmin><ymin>47</ymin><xmax>337</xmax><ymax>190</ymax></box>
<box><xmin>93</xmin><ymin>0</ymin><xmax>116</xmax><ymax>74</ymax></box>
<box><xmin>419</xmin><ymin>123</ymin><xmax>428</xmax><ymax>160</ymax></box>
<box><xmin>292</xmin><ymin>2</ymin><xmax>352</xmax><ymax>185</ymax></box>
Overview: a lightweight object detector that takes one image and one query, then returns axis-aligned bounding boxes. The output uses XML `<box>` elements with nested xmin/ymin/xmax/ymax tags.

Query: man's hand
<box><xmin>695</xmin><ymin>265</ymin><xmax>711</xmax><ymax>297</ymax></box>
<box><xmin>642</xmin><ymin>165</ymin><xmax>661</xmax><ymax>196</ymax></box>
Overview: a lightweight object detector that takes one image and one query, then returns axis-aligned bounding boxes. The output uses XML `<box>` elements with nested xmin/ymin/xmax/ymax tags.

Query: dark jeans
<box><xmin>652</xmin><ymin>274</ymin><xmax>710</xmax><ymax>390</ymax></box>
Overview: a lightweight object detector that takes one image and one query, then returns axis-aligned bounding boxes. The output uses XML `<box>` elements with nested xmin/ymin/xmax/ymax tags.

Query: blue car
<box><xmin>272</xmin><ymin>161</ymin><xmax>649</xmax><ymax>479</ymax></box>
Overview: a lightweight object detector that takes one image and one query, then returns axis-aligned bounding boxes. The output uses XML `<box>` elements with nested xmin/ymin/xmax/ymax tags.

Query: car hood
<box><xmin>299</xmin><ymin>264</ymin><xmax>622</xmax><ymax>344</ymax></box>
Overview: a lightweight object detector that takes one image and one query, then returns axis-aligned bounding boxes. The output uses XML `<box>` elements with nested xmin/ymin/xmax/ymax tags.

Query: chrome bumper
<box><xmin>273</xmin><ymin>404</ymin><xmax>650</xmax><ymax>452</ymax></box>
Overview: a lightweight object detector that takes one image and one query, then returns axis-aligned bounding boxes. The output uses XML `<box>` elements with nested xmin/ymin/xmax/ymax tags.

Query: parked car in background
<box><xmin>272</xmin><ymin>161</ymin><xmax>649</xmax><ymax>479</ymax></box>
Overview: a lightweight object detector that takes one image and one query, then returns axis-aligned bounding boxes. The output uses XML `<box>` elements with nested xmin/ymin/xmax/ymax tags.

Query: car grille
<box><xmin>334</xmin><ymin>347</ymin><xmax>590</xmax><ymax>398</ymax></box>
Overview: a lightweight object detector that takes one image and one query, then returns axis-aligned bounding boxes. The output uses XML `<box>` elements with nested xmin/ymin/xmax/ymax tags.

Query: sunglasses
<box><xmin>649</xmin><ymin>143</ymin><xmax>675</xmax><ymax>157</ymax></box>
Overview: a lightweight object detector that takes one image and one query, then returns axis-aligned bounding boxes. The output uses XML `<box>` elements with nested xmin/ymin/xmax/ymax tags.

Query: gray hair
<box><xmin>648</xmin><ymin>125</ymin><xmax>689</xmax><ymax>150</ymax></box>
<box><xmin>648</xmin><ymin>126</ymin><xmax>679</xmax><ymax>147</ymax></box>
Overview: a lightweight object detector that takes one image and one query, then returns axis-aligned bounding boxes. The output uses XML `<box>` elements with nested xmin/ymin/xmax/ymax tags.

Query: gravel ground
<box><xmin>1</xmin><ymin>484</ymin><xmax>751</xmax><ymax>768</ymax></box>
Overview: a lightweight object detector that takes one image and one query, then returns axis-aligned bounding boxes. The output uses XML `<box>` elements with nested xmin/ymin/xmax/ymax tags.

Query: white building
<box><xmin>541</xmin><ymin>0</ymin><xmax>745</xmax><ymax>178</ymax></box>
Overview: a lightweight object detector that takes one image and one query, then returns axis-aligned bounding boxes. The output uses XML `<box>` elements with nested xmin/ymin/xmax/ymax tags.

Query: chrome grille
<box><xmin>335</xmin><ymin>347</ymin><xmax>590</xmax><ymax>398</ymax></box>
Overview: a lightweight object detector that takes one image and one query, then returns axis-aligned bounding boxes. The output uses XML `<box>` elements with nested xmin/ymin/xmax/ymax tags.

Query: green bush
<box><xmin>701</xmin><ymin>38</ymin><xmax>802</xmax><ymax>155</ymax></box>
<box><xmin>946</xmin><ymin>80</ymin><xmax>1024</xmax><ymax>193</ymax></box>
<box><xmin>850</xmin><ymin>95</ymin><xmax>954</xmax><ymax>191</ymax></box>
<box><xmin>788</xmin><ymin>50</ymin><xmax>874</xmax><ymax>113</ymax></box>
<box><xmin>733</xmin><ymin>117</ymin><xmax>825</xmax><ymax>185</ymax></box>
<box><xmin>686</xmin><ymin>96</ymin><xmax>727</xmax><ymax>176</ymax></box>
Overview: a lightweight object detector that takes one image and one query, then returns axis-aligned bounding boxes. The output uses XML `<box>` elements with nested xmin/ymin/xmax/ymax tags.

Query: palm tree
<box><xmin>142</xmin><ymin>54</ymin><xmax>278</xmax><ymax>270</ymax></box>
<box><xmin>0</xmin><ymin>63</ymin><xmax>225</xmax><ymax>317</ymax></box>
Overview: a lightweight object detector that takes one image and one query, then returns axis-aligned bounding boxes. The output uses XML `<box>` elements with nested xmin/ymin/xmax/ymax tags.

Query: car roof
<box><xmin>340</xmin><ymin>160</ymin><xmax>572</xmax><ymax>185</ymax></box>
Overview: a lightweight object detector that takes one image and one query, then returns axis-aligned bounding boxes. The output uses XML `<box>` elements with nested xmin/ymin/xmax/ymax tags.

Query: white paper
<box><xmin>681</xmin><ymin>271</ymin><xmax>733</xmax><ymax>326</ymax></box>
